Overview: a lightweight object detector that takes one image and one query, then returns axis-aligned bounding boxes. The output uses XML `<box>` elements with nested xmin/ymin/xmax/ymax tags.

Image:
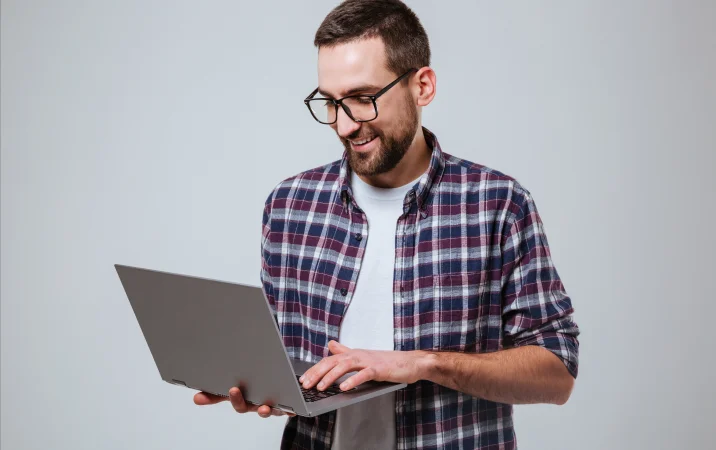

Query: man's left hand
<box><xmin>298</xmin><ymin>340</ymin><xmax>428</xmax><ymax>392</ymax></box>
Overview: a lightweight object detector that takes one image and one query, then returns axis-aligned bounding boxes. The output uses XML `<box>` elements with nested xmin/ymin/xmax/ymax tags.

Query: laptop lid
<box><xmin>114</xmin><ymin>264</ymin><xmax>308</xmax><ymax>415</ymax></box>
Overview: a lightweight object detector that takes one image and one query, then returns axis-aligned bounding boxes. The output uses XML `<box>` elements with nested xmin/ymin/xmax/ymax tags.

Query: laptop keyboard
<box><xmin>296</xmin><ymin>375</ymin><xmax>354</xmax><ymax>402</ymax></box>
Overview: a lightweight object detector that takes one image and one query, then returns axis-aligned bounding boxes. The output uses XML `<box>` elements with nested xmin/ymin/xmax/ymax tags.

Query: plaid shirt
<box><xmin>260</xmin><ymin>127</ymin><xmax>580</xmax><ymax>450</ymax></box>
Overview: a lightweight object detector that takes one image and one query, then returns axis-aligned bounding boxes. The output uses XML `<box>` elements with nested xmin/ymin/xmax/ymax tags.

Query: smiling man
<box><xmin>195</xmin><ymin>1</ymin><xmax>580</xmax><ymax>449</ymax></box>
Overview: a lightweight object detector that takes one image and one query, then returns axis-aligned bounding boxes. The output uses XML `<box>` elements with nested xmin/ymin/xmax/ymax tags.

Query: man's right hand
<box><xmin>193</xmin><ymin>387</ymin><xmax>296</xmax><ymax>418</ymax></box>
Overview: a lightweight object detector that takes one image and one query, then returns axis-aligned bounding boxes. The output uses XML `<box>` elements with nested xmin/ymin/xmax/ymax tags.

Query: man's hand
<box><xmin>193</xmin><ymin>387</ymin><xmax>296</xmax><ymax>418</ymax></box>
<box><xmin>298</xmin><ymin>340</ymin><xmax>428</xmax><ymax>392</ymax></box>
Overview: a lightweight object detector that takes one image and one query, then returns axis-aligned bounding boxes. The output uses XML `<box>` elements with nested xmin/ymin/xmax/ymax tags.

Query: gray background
<box><xmin>2</xmin><ymin>1</ymin><xmax>714</xmax><ymax>449</ymax></box>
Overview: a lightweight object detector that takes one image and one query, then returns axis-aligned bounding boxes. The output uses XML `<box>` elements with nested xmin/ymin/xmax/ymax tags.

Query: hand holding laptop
<box><xmin>194</xmin><ymin>387</ymin><xmax>296</xmax><ymax>418</ymax></box>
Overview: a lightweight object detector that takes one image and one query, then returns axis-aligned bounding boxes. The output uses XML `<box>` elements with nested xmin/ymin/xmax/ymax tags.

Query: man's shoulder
<box><xmin>263</xmin><ymin>159</ymin><xmax>342</xmax><ymax>209</ymax></box>
<box><xmin>441</xmin><ymin>152</ymin><xmax>531</xmax><ymax>200</ymax></box>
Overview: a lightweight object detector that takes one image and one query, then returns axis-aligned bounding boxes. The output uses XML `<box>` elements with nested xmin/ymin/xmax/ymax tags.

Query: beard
<box><xmin>340</xmin><ymin>92</ymin><xmax>419</xmax><ymax>177</ymax></box>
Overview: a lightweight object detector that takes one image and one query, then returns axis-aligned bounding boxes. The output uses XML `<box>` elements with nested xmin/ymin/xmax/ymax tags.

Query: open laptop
<box><xmin>114</xmin><ymin>264</ymin><xmax>406</xmax><ymax>417</ymax></box>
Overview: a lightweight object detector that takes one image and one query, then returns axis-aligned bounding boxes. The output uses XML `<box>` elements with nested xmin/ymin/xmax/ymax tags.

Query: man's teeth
<box><xmin>352</xmin><ymin>136</ymin><xmax>375</xmax><ymax>145</ymax></box>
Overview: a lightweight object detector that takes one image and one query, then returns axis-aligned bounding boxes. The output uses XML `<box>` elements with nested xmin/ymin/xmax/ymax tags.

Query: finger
<box><xmin>328</xmin><ymin>340</ymin><xmax>350</xmax><ymax>354</ymax></box>
<box><xmin>229</xmin><ymin>387</ymin><xmax>258</xmax><ymax>414</ymax></box>
<box><xmin>301</xmin><ymin>357</ymin><xmax>340</xmax><ymax>389</ymax></box>
<box><xmin>339</xmin><ymin>367</ymin><xmax>376</xmax><ymax>391</ymax></box>
<box><xmin>316</xmin><ymin>358</ymin><xmax>357</xmax><ymax>391</ymax></box>
<box><xmin>194</xmin><ymin>391</ymin><xmax>228</xmax><ymax>405</ymax></box>
<box><xmin>257</xmin><ymin>404</ymin><xmax>273</xmax><ymax>418</ymax></box>
<box><xmin>299</xmin><ymin>359</ymin><xmax>327</xmax><ymax>385</ymax></box>
<box><xmin>257</xmin><ymin>405</ymin><xmax>295</xmax><ymax>418</ymax></box>
<box><xmin>299</xmin><ymin>357</ymin><xmax>334</xmax><ymax>388</ymax></box>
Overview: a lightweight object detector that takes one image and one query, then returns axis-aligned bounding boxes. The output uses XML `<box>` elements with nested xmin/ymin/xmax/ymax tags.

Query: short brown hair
<box><xmin>314</xmin><ymin>0</ymin><xmax>431</xmax><ymax>79</ymax></box>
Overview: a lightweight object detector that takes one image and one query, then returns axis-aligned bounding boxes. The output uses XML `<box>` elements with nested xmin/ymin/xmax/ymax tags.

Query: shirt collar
<box><xmin>337</xmin><ymin>126</ymin><xmax>445</xmax><ymax>213</ymax></box>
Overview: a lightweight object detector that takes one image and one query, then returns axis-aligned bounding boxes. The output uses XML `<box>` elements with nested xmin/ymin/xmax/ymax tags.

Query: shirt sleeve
<box><xmin>261</xmin><ymin>192</ymin><xmax>278</xmax><ymax>323</ymax></box>
<box><xmin>500</xmin><ymin>185</ymin><xmax>580</xmax><ymax>378</ymax></box>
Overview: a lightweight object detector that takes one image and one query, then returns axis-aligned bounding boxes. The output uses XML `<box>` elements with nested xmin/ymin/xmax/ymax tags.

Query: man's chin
<box><xmin>348</xmin><ymin>153</ymin><xmax>375</xmax><ymax>176</ymax></box>
<box><xmin>349</xmin><ymin>147</ymin><xmax>374</xmax><ymax>159</ymax></box>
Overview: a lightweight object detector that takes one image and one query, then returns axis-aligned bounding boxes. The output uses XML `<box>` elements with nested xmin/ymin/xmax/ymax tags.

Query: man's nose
<box><xmin>334</xmin><ymin>105</ymin><xmax>361</xmax><ymax>139</ymax></box>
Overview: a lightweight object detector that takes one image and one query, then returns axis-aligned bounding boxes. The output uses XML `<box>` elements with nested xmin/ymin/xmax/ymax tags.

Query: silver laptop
<box><xmin>114</xmin><ymin>264</ymin><xmax>406</xmax><ymax>417</ymax></box>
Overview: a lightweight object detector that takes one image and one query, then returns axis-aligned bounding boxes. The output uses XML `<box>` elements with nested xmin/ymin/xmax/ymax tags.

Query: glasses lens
<box><xmin>307</xmin><ymin>99</ymin><xmax>335</xmax><ymax>124</ymax></box>
<box><xmin>307</xmin><ymin>97</ymin><xmax>377</xmax><ymax>124</ymax></box>
<box><xmin>342</xmin><ymin>96</ymin><xmax>376</xmax><ymax>121</ymax></box>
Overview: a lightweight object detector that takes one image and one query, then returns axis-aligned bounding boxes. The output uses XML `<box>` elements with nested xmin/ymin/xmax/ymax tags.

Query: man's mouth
<box><xmin>349</xmin><ymin>135</ymin><xmax>378</xmax><ymax>151</ymax></box>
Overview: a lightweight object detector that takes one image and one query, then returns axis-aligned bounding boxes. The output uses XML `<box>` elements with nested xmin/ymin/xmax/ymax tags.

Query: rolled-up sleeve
<box><xmin>500</xmin><ymin>185</ymin><xmax>580</xmax><ymax>378</ymax></box>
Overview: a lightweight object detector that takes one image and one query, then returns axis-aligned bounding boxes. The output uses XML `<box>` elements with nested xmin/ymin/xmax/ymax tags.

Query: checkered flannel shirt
<box><xmin>260</xmin><ymin>126</ymin><xmax>580</xmax><ymax>449</ymax></box>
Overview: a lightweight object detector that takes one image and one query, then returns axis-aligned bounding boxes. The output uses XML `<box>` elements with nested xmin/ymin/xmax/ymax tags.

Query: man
<box><xmin>195</xmin><ymin>1</ymin><xmax>580</xmax><ymax>448</ymax></box>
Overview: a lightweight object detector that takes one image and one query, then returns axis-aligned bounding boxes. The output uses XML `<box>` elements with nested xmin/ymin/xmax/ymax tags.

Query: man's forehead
<box><xmin>316</xmin><ymin>38</ymin><xmax>390</xmax><ymax>98</ymax></box>
<box><xmin>317</xmin><ymin>78</ymin><xmax>383</xmax><ymax>98</ymax></box>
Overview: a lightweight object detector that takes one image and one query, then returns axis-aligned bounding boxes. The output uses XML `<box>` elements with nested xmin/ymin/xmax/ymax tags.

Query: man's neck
<box><xmin>356</xmin><ymin>128</ymin><xmax>431</xmax><ymax>189</ymax></box>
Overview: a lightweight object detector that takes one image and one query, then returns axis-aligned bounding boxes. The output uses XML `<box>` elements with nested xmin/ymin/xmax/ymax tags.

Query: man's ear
<box><xmin>415</xmin><ymin>66</ymin><xmax>437</xmax><ymax>107</ymax></box>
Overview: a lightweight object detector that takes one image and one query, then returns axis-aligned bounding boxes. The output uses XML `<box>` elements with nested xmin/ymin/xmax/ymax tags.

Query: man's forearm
<box><xmin>416</xmin><ymin>345</ymin><xmax>575</xmax><ymax>405</ymax></box>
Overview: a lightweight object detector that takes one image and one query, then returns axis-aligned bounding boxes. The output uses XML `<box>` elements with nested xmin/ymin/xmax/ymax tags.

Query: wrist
<box><xmin>414</xmin><ymin>350</ymin><xmax>440</xmax><ymax>382</ymax></box>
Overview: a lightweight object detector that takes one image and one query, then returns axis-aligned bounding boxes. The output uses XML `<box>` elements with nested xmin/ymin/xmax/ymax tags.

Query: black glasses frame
<box><xmin>304</xmin><ymin>68</ymin><xmax>418</xmax><ymax>124</ymax></box>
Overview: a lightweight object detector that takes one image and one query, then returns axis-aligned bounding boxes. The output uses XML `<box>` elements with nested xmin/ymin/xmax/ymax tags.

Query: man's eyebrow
<box><xmin>317</xmin><ymin>83</ymin><xmax>382</xmax><ymax>99</ymax></box>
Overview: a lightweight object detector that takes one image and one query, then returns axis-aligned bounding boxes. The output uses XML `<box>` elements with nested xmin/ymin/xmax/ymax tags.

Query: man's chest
<box><xmin>270</xmin><ymin>196</ymin><xmax>505</xmax><ymax>361</ymax></box>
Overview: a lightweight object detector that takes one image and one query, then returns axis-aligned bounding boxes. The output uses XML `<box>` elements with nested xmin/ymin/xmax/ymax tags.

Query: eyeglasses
<box><xmin>304</xmin><ymin>68</ymin><xmax>417</xmax><ymax>125</ymax></box>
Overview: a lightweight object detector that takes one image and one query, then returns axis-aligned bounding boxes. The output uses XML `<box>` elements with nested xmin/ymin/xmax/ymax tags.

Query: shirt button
<box><xmin>340</xmin><ymin>288</ymin><xmax>348</xmax><ymax>296</ymax></box>
<box><xmin>354</xmin><ymin>233</ymin><xmax>362</xmax><ymax>241</ymax></box>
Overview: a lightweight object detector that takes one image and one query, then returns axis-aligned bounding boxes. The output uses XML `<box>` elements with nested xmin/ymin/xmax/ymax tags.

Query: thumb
<box><xmin>328</xmin><ymin>340</ymin><xmax>350</xmax><ymax>354</ymax></box>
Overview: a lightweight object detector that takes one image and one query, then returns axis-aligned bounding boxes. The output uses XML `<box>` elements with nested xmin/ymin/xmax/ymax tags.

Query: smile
<box><xmin>350</xmin><ymin>136</ymin><xmax>378</xmax><ymax>150</ymax></box>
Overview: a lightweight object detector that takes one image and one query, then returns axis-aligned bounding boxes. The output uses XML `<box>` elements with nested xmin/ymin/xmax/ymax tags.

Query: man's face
<box><xmin>317</xmin><ymin>37</ymin><xmax>419</xmax><ymax>177</ymax></box>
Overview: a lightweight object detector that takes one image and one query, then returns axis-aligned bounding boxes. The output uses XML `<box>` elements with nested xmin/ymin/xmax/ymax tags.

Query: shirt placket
<box><xmin>331</xmin><ymin>200</ymin><xmax>369</xmax><ymax>340</ymax></box>
<box><xmin>394</xmin><ymin>189</ymin><xmax>418</xmax><ymax>445</ymax></box>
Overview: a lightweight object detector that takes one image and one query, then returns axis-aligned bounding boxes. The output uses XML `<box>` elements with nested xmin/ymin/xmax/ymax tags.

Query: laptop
<box><xmin>114</xmin><ymin>264</ymin><xmax>406</xmax><ymax>417</ymax></box>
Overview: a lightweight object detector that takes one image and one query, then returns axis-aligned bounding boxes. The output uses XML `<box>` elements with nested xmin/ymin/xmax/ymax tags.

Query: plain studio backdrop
<box><xmin>2</xmin><ymin>1</ymin><xmax>714</xmax><ymax>449</ymax></box>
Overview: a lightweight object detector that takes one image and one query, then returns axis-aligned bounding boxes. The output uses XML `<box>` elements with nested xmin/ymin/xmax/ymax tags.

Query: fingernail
<box><xmin>299</xmin><ymin>375</ymin><xmax>304</xmax><ymax>382</ymax></box>
<box><xmin>340</xmin><ymin>382</ymin><xmax>348</xmax><ymax>390</ymax></box>
<box><xmin>318</xmin><ymin>382</ymin><xmax>324</xmax><ymax>389</ymax></box>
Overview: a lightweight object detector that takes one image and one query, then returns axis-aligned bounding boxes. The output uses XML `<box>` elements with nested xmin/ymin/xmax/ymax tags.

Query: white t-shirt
<box><xmin>331</xmin><ymin>171</ymin><xmax>418</xmax><ymax>450</ymax></box>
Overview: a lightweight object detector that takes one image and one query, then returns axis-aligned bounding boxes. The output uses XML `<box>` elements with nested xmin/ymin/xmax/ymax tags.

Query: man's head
<box><xmin>312</xmin><ymin>0</ymin><xmax>433</xmax><ymax>177</ymax></box>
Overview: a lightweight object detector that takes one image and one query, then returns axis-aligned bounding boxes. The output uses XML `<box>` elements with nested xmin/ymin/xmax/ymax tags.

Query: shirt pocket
<box><xmin>432</xmin><ymin>272</ymin><xmax>488</xmax><ymax>352</ymax></box>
